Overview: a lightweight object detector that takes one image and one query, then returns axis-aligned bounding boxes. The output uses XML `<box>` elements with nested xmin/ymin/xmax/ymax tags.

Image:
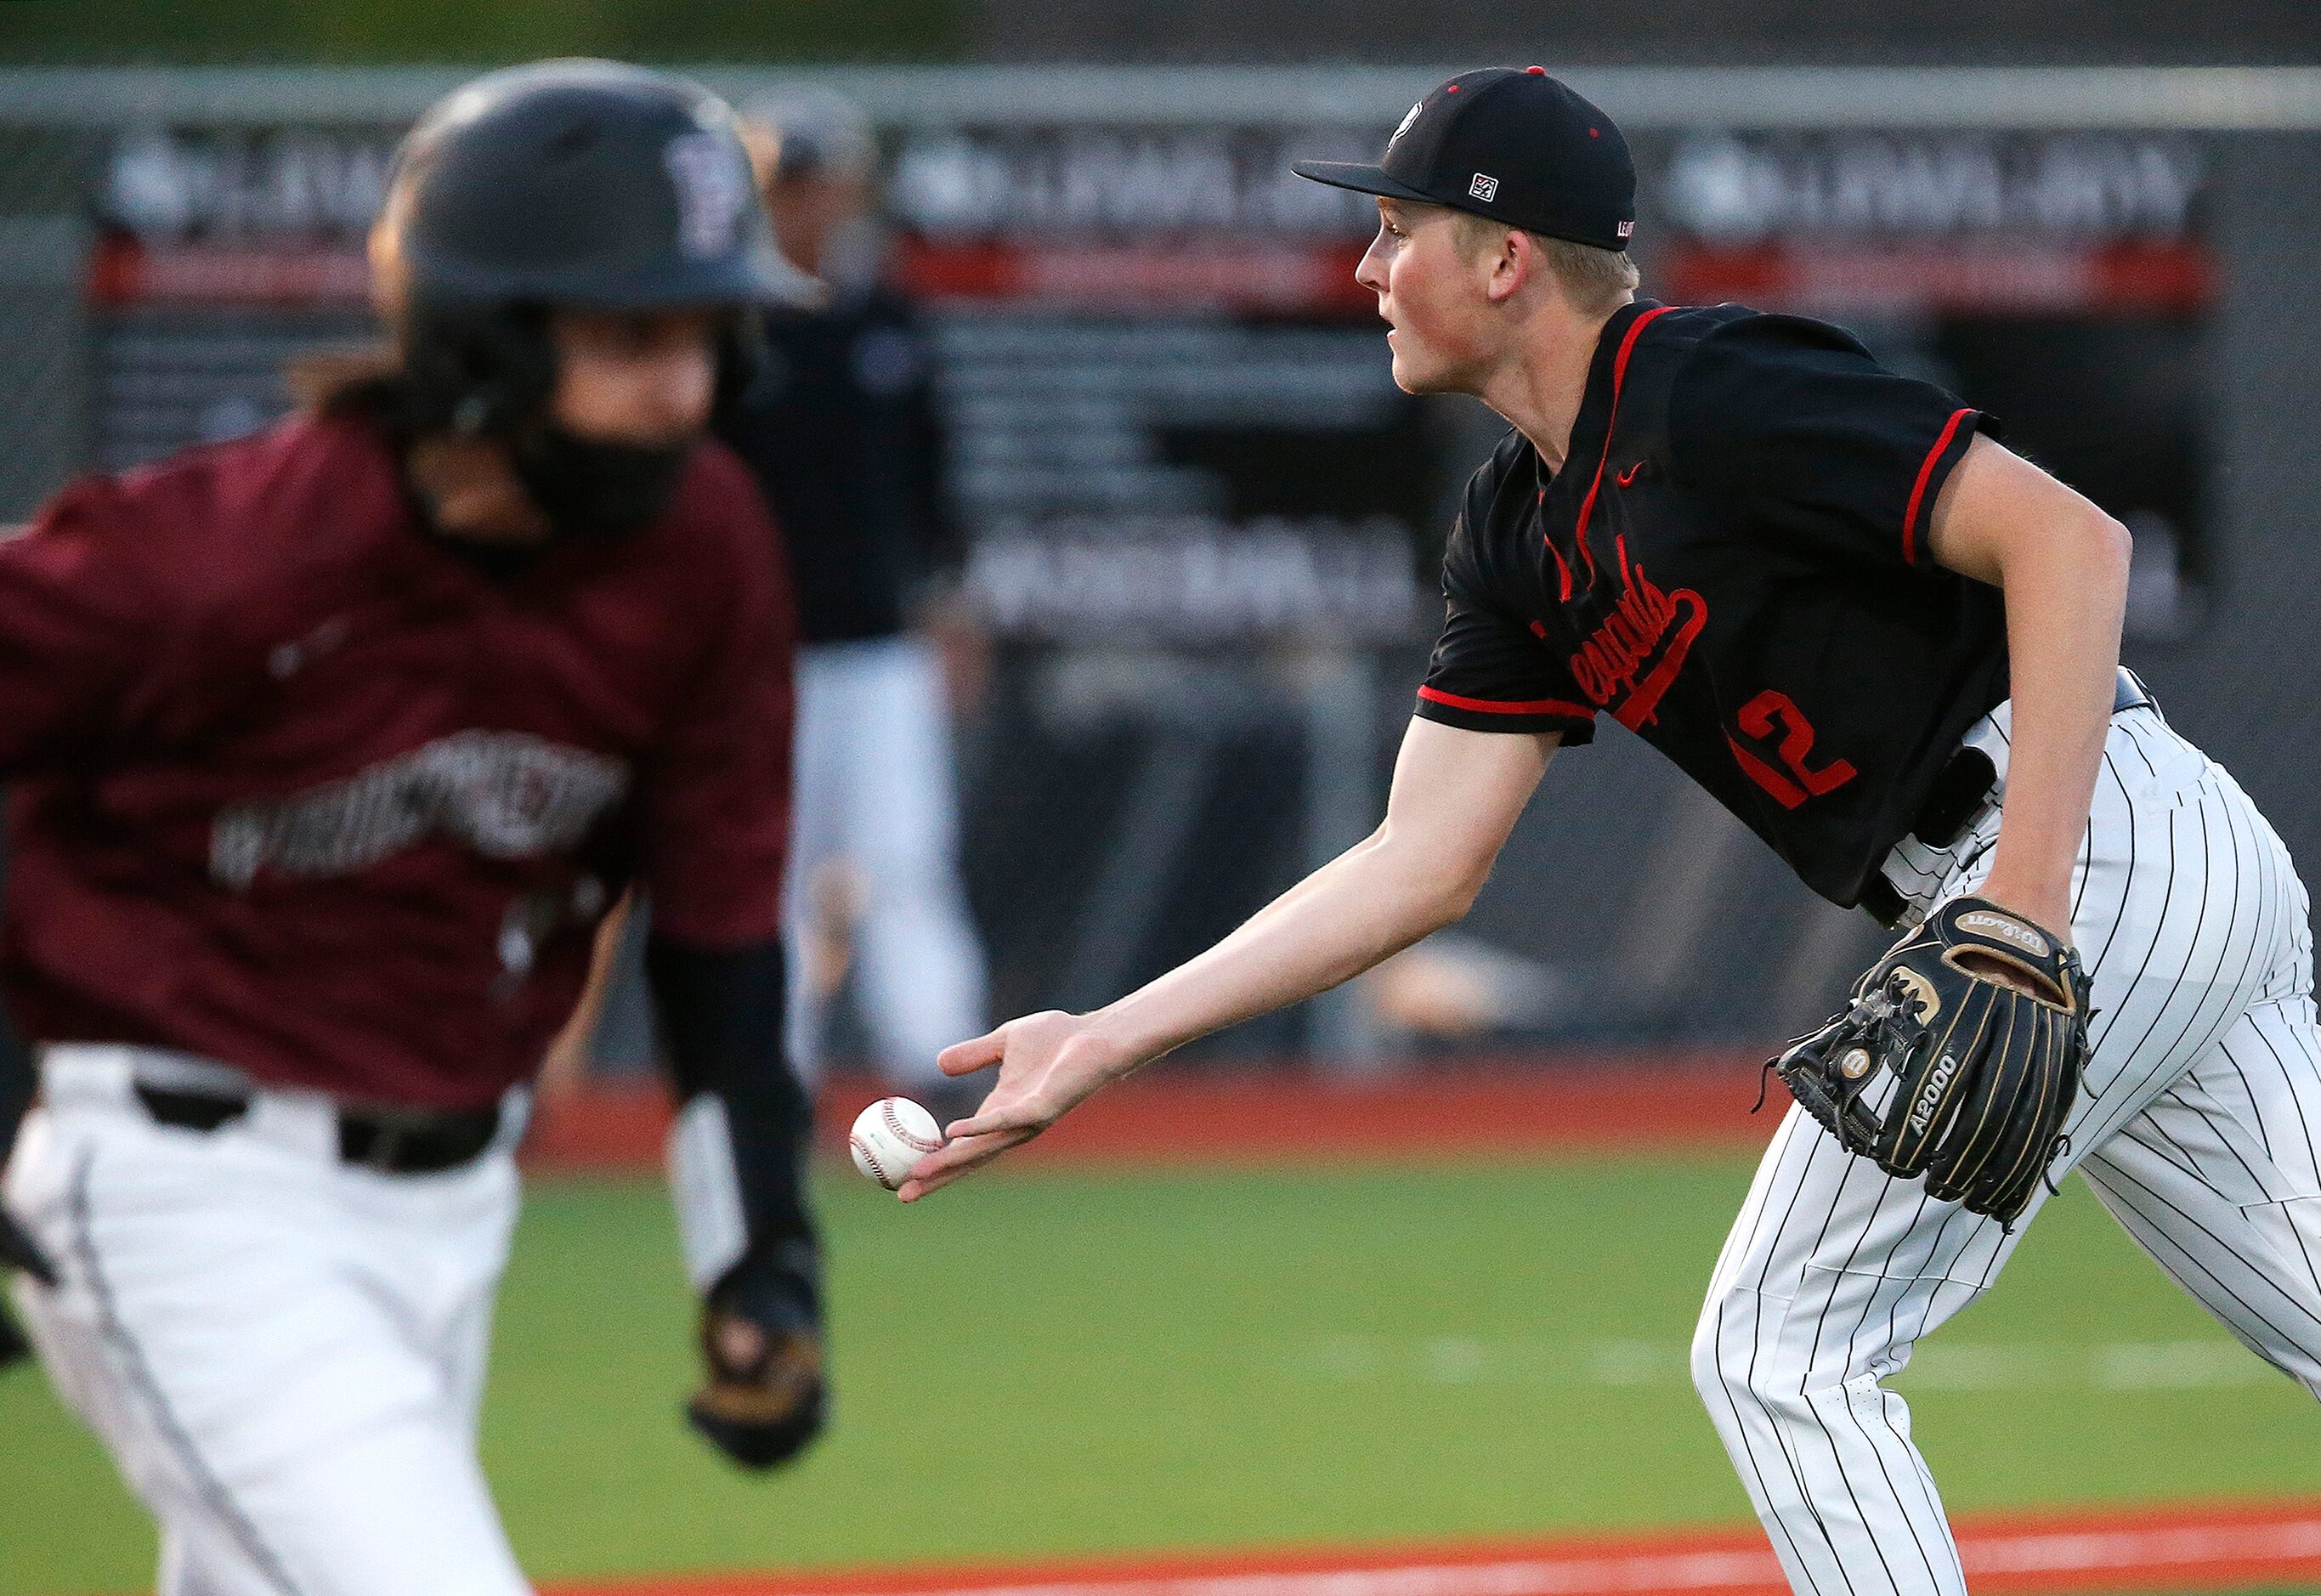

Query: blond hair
<box><xmin>1452</xmin><ymin>211</ymin><xmax>1639</xmax><ymax>314</ymax></box>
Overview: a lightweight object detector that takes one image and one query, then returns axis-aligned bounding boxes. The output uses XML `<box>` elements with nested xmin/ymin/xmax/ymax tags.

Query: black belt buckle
<box><xmin>338</xmin><ymin>1104</ymin><xmax>500</xmax><ymax>1174</ymax></box>
<box><xmin>344</xmin><ymin>1119</ymin><xmax>409</xmax><ymax>1174</ymax></box>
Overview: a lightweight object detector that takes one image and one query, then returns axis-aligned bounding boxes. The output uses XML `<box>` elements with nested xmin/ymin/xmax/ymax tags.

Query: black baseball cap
<box><xmin>1293</xmin><ymin>67</ymin><xmax>1635</xmax><ymax>252</ymax></box>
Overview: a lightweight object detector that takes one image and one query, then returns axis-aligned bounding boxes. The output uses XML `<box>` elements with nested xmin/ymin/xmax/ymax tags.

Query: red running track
<box><xmin>552</xmin><ymin>1497</ymin><xmax>2321</xmax><ymax>1596</ymax></box>
<box><xmin>523</xmin><ymin>1056</ymin><xmax>1781</xmax><ymax>1174</ymax></box>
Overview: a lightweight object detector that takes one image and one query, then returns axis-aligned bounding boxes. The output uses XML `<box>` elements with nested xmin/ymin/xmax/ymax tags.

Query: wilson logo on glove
<box><xmin>1955</xmin><ymin>909</ymin><xmax>2050</xmax><ymax>957</ymax></box>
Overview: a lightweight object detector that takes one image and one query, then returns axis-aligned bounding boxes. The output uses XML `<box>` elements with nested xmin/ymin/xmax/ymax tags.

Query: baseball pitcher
<box><xmin>902</xmin><ymin>69</ymin><xmax>2321</xmax><ymax>1596</ymax></box>
<box><xmin>0</xmin><ymin>61</ymin><xmax>824</xmax><ymax>1595</ymax></box>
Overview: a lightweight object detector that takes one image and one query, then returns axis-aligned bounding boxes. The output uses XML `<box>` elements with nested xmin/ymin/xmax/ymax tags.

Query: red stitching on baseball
<box><xmin>850</xmin><ymin>1132</ymin><xmax>897</xmax><ymax>1189</ymax></box>
<box><xmin>882</xmin><ymin>1099</ymin><xmax>944</xmax><ymax>1154</ymax></box>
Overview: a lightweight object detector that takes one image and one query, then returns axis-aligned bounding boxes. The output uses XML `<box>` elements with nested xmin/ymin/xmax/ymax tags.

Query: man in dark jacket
<box><xmin>718</xmin><ymin>88</ymin><xmax>988</xmax><ymax>1107</ymax></box>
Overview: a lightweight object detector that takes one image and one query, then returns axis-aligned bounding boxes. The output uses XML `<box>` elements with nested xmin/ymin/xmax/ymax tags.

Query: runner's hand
<box><xmin>685</xmin><ymin>1247</ymin><xmax>824</xmax><ymax>1470</ymax></box>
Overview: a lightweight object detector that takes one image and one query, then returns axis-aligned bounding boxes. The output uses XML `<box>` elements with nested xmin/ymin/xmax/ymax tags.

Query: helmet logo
<box><xmin>663</xmin><ymin>130</ymin><xmax>750</xmax><ymax>260</ymax></box>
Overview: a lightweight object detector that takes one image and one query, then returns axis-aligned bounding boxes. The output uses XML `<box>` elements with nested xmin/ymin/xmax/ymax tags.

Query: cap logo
<box><xmin>1469</xmin><ymin>173</ymin><xmax>1499</xmax><ymax>202</ymax></box>
<box><xmin>663</xmin><ymin>130</ymin><xmax>749</xmax><ymax>260</ymax></box>
<box><xmin>1616</xmin><ymin>218</ymin><xmax>1634</xmax><ymax>238</ymax></box>
<box><xmin>1388</xmin><ymin>101</ymin><xmax>1424</xmax><ymax>150</ymax></box>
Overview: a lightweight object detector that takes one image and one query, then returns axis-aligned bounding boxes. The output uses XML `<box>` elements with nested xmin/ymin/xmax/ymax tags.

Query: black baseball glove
<box><xmin>1772</xmin><ymin>894</ymin><xmax>2093</xmax><ymax>1226</ymax></box>
<box><xmin>685</xmin><ymin>1243</ymin><xmax>825</xmax><ymax>1471</ymax></box>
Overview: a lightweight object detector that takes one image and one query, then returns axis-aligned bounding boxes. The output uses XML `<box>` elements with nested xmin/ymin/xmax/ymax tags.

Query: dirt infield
<box><xmin>523</xmin><ymin>1056</ymin><xmax>1780</xmax><ymax>1174</ymax></box>
<box><xmin>551</xmin><ymin>1497</ymin><xmax>2321</xmax><ymax>1596</ymax></box>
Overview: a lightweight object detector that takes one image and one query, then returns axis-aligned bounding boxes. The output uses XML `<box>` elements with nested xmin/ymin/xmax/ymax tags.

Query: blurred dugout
<box><xmin>5</xmin><ymin>66</ymin><xmax>2320</xmax><ymax>1068</ymax></box>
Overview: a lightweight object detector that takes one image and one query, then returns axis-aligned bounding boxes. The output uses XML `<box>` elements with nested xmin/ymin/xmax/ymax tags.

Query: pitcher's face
<box><xmin>1354</xmin><ymin>199</ymin><xmax>1499</xmax><ymax>395</ymax></box>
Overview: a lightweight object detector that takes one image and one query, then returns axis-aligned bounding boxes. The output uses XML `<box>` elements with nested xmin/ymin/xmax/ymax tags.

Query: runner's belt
<box><xmin>1860</xmin><ymin>665</ymin><xmax>2155</xmax><ymax>930</ymax></box>
<box><xmin>133</xmin><ymin>1084</ymin><xmax>502</xmax><ymax>1174</ymax></box>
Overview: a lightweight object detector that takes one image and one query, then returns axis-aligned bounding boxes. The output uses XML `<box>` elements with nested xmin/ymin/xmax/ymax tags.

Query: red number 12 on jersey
<box><xmin>1725</xmin><ymin>689</ymin><xmax>1859</xmax><ymax>810</ymax></box>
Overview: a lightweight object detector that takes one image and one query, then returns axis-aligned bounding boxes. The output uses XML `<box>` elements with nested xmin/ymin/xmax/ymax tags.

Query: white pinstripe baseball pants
<box><xmin>1694</xmin><ymin>699</ymin><xmax>2321</xmax><ymax>1596</ymax></box>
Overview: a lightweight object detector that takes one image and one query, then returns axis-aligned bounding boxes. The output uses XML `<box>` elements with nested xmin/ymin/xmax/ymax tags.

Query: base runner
<box><xmin>901</xmin><ymin>69</ymin><xmax>2321</xmax><ymax>1596</ymax></box>
<box><xmin>0</xmin><ymin>62</ymin><xmax>826</xmax><ymax>1594</ymax></box>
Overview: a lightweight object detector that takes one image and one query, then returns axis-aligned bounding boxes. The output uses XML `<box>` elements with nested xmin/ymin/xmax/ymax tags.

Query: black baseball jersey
<box><xmin>1416</xmin><ymin>299</ymin><xmax>2010</xmax><ymax>908</ymax></box>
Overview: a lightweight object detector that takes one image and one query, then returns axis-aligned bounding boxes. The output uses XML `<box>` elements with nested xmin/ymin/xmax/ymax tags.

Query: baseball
<box><xmin>848</xmin><ymin>1096</ymin><xmax>947</xmax><ymax>1191</ymax></box>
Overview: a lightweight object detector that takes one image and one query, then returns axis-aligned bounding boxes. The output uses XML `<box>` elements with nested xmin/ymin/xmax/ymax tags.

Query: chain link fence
<box><xmin>3</xmin><ymin>67</ymin><xmax>2316</xmax><ymax>1078</ymax></box>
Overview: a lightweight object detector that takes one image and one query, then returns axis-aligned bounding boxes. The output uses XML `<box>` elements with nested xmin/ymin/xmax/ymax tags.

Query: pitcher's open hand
<box><xmin>897</xmin><ymin>1011</ymin><xmax>1135</xmax><ymax>1201</ymax></box>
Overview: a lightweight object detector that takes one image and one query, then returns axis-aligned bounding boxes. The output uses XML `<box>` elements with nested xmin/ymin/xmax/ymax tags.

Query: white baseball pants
<box><xmin>6</xmin><ymin>1046</ymin><xmax>531</xmax><ymax>1596</ymax></box>
<box><xmin>785</xmin><ymin>634</ymin><xmax>988</xmax><ymax>1085</ymax></box>
<box><xmin>1695</xmin><ymin>701</ymin><xmax>2321</xmax><ymax>1596</ymax></box>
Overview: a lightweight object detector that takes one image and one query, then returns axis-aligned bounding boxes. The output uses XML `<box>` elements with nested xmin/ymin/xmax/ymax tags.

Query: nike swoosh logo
<box><xmin>1617</xmin><ymin>460</ymin><xmax>1645</xmax><ymax>487</ymax></box>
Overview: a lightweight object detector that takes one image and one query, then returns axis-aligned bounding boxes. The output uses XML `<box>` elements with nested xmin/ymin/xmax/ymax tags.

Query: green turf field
<box><xmin>7</xmin><ymin>1153</ymin><xmax>2321</xmax><ymax>1593</ymax></box>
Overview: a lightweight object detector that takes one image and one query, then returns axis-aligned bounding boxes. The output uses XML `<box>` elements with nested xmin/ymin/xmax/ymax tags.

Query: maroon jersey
<box><xmin>0</xmin><ymin>412</ymin><xmax>794</xmax><ymax>1110</ymax></box>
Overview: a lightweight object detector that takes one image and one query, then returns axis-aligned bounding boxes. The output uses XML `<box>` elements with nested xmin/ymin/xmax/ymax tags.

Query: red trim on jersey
<box><xmin>1537</xmin><ymin>489</ymin><xmax>1572</xmax><ymax>598</ymax></box>
<box><xmin>1902</xmin><ymin>407</ymin><xmax>1973</xmax><ymax>564</ymax></box>
<box><xmin>1567</xmin><ymin>306</ymin><xmax>1676</xmax><ymax>582</ymax></box>
<box><xmin>1418</xmin><ymin>685</ymin><xmax>1594</xmax><ymax>719</ymax></box>
<box><xmin>1546</xmin><ymin>535</ymin><xmax>1573</xmax><ymax>601</ymax></box>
